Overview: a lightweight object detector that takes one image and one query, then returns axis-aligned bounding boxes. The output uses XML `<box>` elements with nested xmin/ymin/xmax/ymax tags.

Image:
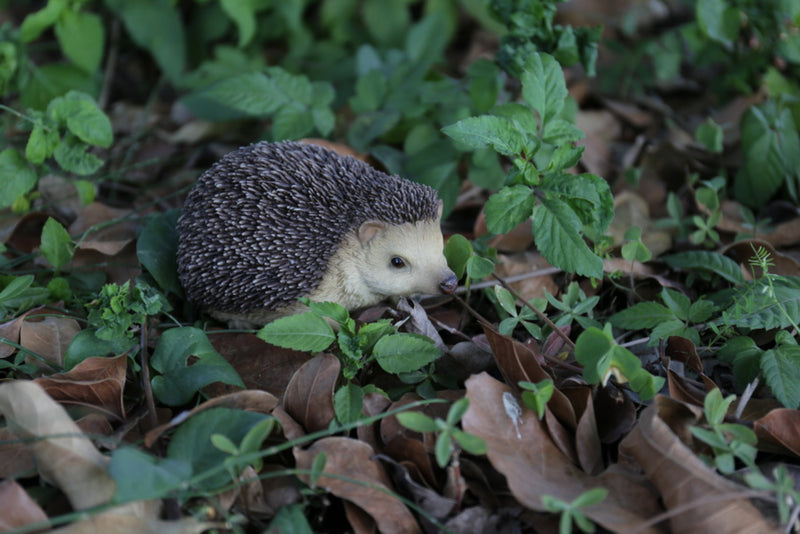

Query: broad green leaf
<box><xmin>543</xmin><ymin>173</ymin><xmax>614</xmax><ymax>234</ymax></box>
<box><xmin>0</xmin><ymin>148</ymin><xmax>37</xmax><ymax>208</ymax></box>
<box><xmin>347</xmin><ymin>110</ymin><xmax>401</xmax><ymax>151</ymax></box>
<box><xmin>182</xmin><ymin>72</ymin><xmax>282</xmax><ymax>119</ymax></box>
<box><xmin>306</xmin><ymin>301</ymin><xmax>349</xmax><ymax>325</ymax></box>
<box><xmin>661</xmin><ymin>251</ymin><xmax>745</xmax><ymax>285</ymax></box>
<box><xmin>272</xmin><ymin>101</ymin><xmax>314</xmax><ymax>141</ymax></box>
<box><xmin>494</xmin><ymin>286</ymin><xmax>518</xmax><ymax>317</ymax></box>
<box><xmin>110</xmin><ymin>447</ymin><xmax>192</xmax><ymax>504</ymax></box>
<box><xmin>762</xmin><ymin>346</ymin><xmax>800</xmax><ymax>409</ymax></box>
<box><xmin>452</xmin><ymin>429</ymin><xmax>487</xmax><ymax>455</ymax></box>
<box><xmin>220</xmin><ymin>0</ymin><xmax>256</xmax><ymax>47</ymax></box>
<box><xmin>334</xmin><ymin>383</ymin><xmax>365</xmax><ymax>425</ymax></box>
<box><xmin>696</xmin><ymin>118</ymin><xmax>724</xmax><ymax>153</ymax></box>
<box><xmin>442</xmin><ymin>115</ymin><xmax>525</xmax><ymax>156</ymax></box>
<box><xmin>520</xmin><ymin>53</ymin><xmax>567</xmax><ymax>124</ymax></box>
<box><xmin>363</xmin><ymin>0</ymin><xmax>409</xmax><ymax>47</ymax></box>
<box><xmin>107</xmin><ymin>0</ymin><xmax>186</xmax><ymax>80</ymax></box>
<box><xmin>661</xmin><ymin>288</ymin><xmax>691</xmax><ymax>321</ymax></box>
<box><xmin>609</xmin><ymin>302</ymin><xmax>675</xmax><ymax>329</ymax></box>
<box><xmin>268</xmin><ymin>505</ymin><xmax>314</xmax><ymax>534</ymax></box>
<box><xmin>444</xmin><ymin>234</ymin><xmax>471</xmax><ymax>279</ymax></box>
<box><xmin>406</xmin><ymin>12</ymin><xmax>448</xmax><ymax>64</ymax></box>
<box><xmin>151</xmin><ymin>327</ymin><xmax>245</xmax><ymax>406</ymax></box>
<box><xmin>20</xmin><ymin>0</ymin><xmax>68</xmax><ymax>42</ymax></box>
<box><xmin>26</xmin><ymin>123</ymin><xmax>59</xmax><ymax>164</ymax></box>
<box><xmin>532</xmin><ymin>197</ymin><xmax>603</xmax><ymax>279</ymax></box>
<box><xmin>650</xmin><ymin>320</ymin><xmax>697</xmax><ymax>346</ymax></box>
<box><xmin>466</xmin><ymin>255</ymin><xmax>494</xmax><ymax>280</ymax></box>
<box><xmin>257</xmin><ymin>312</ymin><xmax>336</xmax><ymax>352</ymax></box>
<box><xmin>373</xmin><ymin>333</ymin><xmax>440</xmax><ymax>374</ymax></box>
<box><xmin>64</xmin><ymin>329</ymin><xmax>135</xmax><ymax>368</ymax></box>
<box><xmin>696</xmin><ymin>0</ymin><xmax>739</xmax><ymax>46</ymax></box>
<box><xmin>167</xmin><ymin>407</ymin><xmax>269</xmax><ymax>491</ymax></box>
<box><xmin>40</xmin><ymin>217</ymin><xmax>74</xmax><ymax>269</ymax></box>
<box><xmin>351</xmin><ymin>70</ymin><xmax>387</xmax><ymax>113</ymax></box>
<box><xmin>735</xmin><ymin>103</ymin><xmax>800</xmax><ymax>208</ymax></box>
<box><xmin>468</xmin><ymin>59</ymin><xmax>500</xmax><ymax>113</ymax></box>
<box><xmin>137</xmin><ymin>210</ymin><xmax>182</xmax><ymax>296</ymax></box>
<box><xmin>54</xmin><ymin>10</ymin><xmax>104</xmax><ymax>73</ymax></box>
<box><xmin>718</xmin><ymin>336</ymin><xmax>762</xmax><ymax>389</ymax></box>
<box><xmin>483</xmin><ymin>185</ymin><xmax>536</xmax><ymax>235</ymax></box>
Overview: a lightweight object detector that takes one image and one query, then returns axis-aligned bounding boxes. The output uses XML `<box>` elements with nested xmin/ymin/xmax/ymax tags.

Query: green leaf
<box><xmin>54</xmin><ymin>10</ymin><xmax>104</xmax><ymax>73</ymax></box>
<box><xmin>48</xmin><ymin>91</ymin><xmax>113</xmax><ymax>147</ymax></box>
<box><xmin>268</xmin><ymin>504</ymin><xmax>314</xmax><ymax>534</ymax></box>
<box><xmin>182</xmin><ymin>72</ymin><xmax>283</xmax><ymax>119</ymax></box>
<box><xmin>53</xmin><ymin>135</ymin><xmax>104</xmax><ymax>175</ymax></box>
<box><xmin>442</xmin><ymin>115</ymin><xmax>525</xmax><ymax>156</ymax></box>
<box><xmin>64</xmin><ymin>329</ymin><xmax>135</xmax><ymax>368</ymax></box>
<box><xmin>444</xmin><ymin>234</ymin><xmax>472</xmax><ymax>279</ymax></box>
<box><xmin>40</xmin><ymin>217</ymin><xmax>74</xmax><ymax>269</ymax></box>
<box><xmin>220</xmin><ymin>0</ymin><xmax>256</xmax><ymax>47</ymax></box>
<box><xmin>151</xmin><ymin>327</ymin><xmax>245</xmax><ymax>406</ymax></box>
<box><xmin>26</xmin><ymin>123</ymin><xmax>59</xmax><ymax>164</ymax></box>
<box><xmin>137</xmin><ymin>210</ymin><xmax>182</xmax><ymax>296</ymax></box>
<box><xmin>696</xmin><ymin>118</ymin><xmax>724</xmax><ymax>153</ymax></box>
<box><xmin>520</xmin><ymin>53</ymin><xmax>567</xmax><ymax>124</ymax></box>
<box><xmin>452</xmin><ymin>429</ymin><xmax>487</xmax><ymax>455</ymax></box>
<box><xmin>735</xmin><ymin>103</ymin><xmax>800</xmax><ymax>208</ymax></box>
<box><xmin>396</xmin><ymin>411</ymin><xmax>437</xmax><ymax>433</ymax></box>
<box><xmin>434</xmin><ymin>432</ymin><xmax>453</xmax><ymax>467</ymax></box>
<box><xmin>660</xmin><ymin>288</ymin><xmax>691</xmax><ymax>321</ymax></box>
<box><xmin>609</xmin><ymin>302</ymin><xmax>675</xmax><ymax>330</ymax></box>
<box><xmin>466</xmin><ymin>255</ymin><xmax>495</xmax><ymax>280</ymax></box>
<box><xmin>484</xmin><ymin>185</ymin><xmax>536</xmax><ymax>234</ymax></box>
<box><xmin>373</xmin><ymin>333</ymin><xmax>440</xmax><ymax>374</ymax></box>
<box><xmin>20</xmin><ymin>0</ymin><xmax>68</xmax><ymax>42</ymax></box>
<box><xmin>334</xmin><ymin>383</ymin><xmax>365</xmax><ymax>425</ymax></box>
<box><xmin>306</xmin><ymin>301</ymin><xmax>349</xmax><ymax>325</ymax></box>
<box><xmin>532</xmin><ymin>197</ymin><xmax>604</xmax><ymax>279</ymax></box>
<box><xmin>718</xmin><ymin>336</ymin><xmax>762</xmax><ymax>390</ymax></box>
<box><xmin>661</xmin><ymin>251</ymin><xmax>745</xmax><ymax>285</ymax></box>
<box><xmin>722</xmin><ymin>277</ymin><xmax>800</xmax><ymax>330</ymax></box>
<box><xmin>468</xmin><ymin>59</ymin><xmax>500</xmax><ymax>113</ymax></box>
<box><xmin>257</xmin><ymin>312</ymin><xmax>336</xmax><ymax>352</ymax></box>
<box><xmin>110</xmin><ymin>447</ymin><xmax>192</xmax><ymax>504</ymax></box>
<box><xmin>762</xmin><ymin>346</ymin><xmax>800</xmax><ymax>409</ymax></box>
<box><xmin>406</xmin><ymin>13</ymin><xmax>448</xmax><ymax>64</ymax></box>
<box><xmin>0</xmin><ymin>148</ymin><xmax>37</xmax><ymax>209</ymax></box>
<box><xmin>347</xmin><ymin>110</ymin><xmax>401</xmax><ymax>152</ymax></box>
<box><xmin>106</xmin><ymin>0</ymin><xmax>186</xmax><ymax>80</ymax></box>
<box><xmin>696</xmin><ymin>0</ymin><xmax>740</xmax><ymax>46</ymax></box>
<box><xmin>167</xmin><ymin>407</ymin><xmax>270</xmax><ymax>491</ymax></box>
<box><xmin>272</xmin><ymin>102</ymin><xmax>314</xmax><ymax>141</ymax></box>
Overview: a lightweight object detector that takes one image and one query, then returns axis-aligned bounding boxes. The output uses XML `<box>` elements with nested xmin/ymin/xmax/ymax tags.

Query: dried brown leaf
<box><xmin>462</xmin><ymin>372</ymin><xmax>664</xmax><ymax>533</ymax></box>
<box><xmin>754</xmin><ymin>408</ymin><xmax>800</xmax><ymax>457</ymax></box>
<box><xmin>619</xmin><ymin>396</ymin><xmax>778</xmax><ymax>533</ymax></box>
<box><xmin>0</xmin><ymin>479</ymin><xmax>48</xmax><ymax>530</ymax></box>
<box><xmin>294</xmin><ymin>437</ymin><xmax>421</xmax><ymax>534</ymax></box>
<box><xmin>68</xmin><ymin>202</ymin><xmax>137</xmax><ymax>256</ymax></box>
<box><xmin>283</xmin><ymin>353</ymin><xmax>339</xmax><ymax>433</ymax></box>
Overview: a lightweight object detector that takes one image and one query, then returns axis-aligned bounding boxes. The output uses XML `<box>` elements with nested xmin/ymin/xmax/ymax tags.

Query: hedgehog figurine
<box><xmin>176</xmin><ymin>141</ymin><xmax>458</xmax><ymax>328</ymax></box>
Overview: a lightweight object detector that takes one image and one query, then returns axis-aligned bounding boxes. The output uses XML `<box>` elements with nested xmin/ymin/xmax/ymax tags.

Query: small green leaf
<box><xmin>309</xmin><ymin>452</ymin><xmax>327</xmax><ymax>488</ymax></box>
<box><xmin>0</xmin><ymin>148</ymin><xmax>37</xmax><ymax>209</ymax></box>
<box><xmin>452</xmin><ymin>429</ymin><xmax>487</xmax><ymax>455</ymax></box>
<box><xmin>53</xmin><ymin>135</ymin><xmax>104</xmax><ymax>175</ymax></box>
<box><xmin>257</xmin><ymin>312</ymin><xmax>336</xmax><ymax>352</ymax></box>
<box><xmin>660</xmin><ymin>288</ymin><xmax>691</xmax><ymax>321</ymax></box>
<box><xmin>762</xmin><ymin>346</ymin><xmax>800</xmax><ymax>409</ymax></box>
<box><xmin>696</xmin><ymin>0</ymin><xmax>740</xmax><ymax>46</ymax></box>
<box><xmin>444</xmin><ymin>234</ymin><xmax>472</xmax><ymax>279</ymax></box>
<box><xmin>520</xmin><ymin>53</ymin><xmax>567</xmax><ymax>124</ymax></box>
<box><xmin>40</xmin><ymin>217</ymin><xmax>74</xmax><ymax>269</ymax></box>
<box><xmin>110</xmin><ymin>447</ymin><xmax>192</xmax><ymax>504</ymax></box>
<box><xmin>532</xmin><ymin>198</ymin><xmax>604</xmax><ymax>279</ymax></box>
<box><xmin>20</xmin><ymin>0</ymin><xmax>68</xmax><ymax>42</ymax></box>
<box><xmin>609</xmin><ymin>302</ymin><xmax>675</xmax><ymax>330</ymax></box>
<box><xmin>396</xmin><ymin>411</ymin><xmax>437</xmax><ymax>433</ymax></box>
<box><xmin>26</xmin><ymin>123</ymin><xmax>59</xmax><ymax>164</ymax></box>
<box><xmin>494</xmin><ymin>286</ymin><xmax>518</xmax><ymax>317</ymax></box>
<box><xmin>210</xmin><ymin>433</ymin><xmax>238</xmax><ymax>455</ymax></box>
<box><xmin>220</xmin><ymin>0</ymin><xmax>256</xmax><ymax>47</ymax></box>
<box><xmin>434</xmin><ymin>432</ymin><xmax>453</xmax><ymax>467</ymax></box>
<box><xmin>696</xmin><ymin>118</ymin><xmax>724</xmax><ymax>153</ymax></box>
<box><xmin>334</xmin><ymin>383</ymin><xmax>365</xmax><ymax>425</ymax></box>
<box><xmin>466</xmin><ymin>255</ymin><xmax>495</xmax><ymax>280</ymax></box>
<box><xmin>661</xmin><ymin>251</ymin><xmax>745</xmax><ymax>285</ymax></box>
<box><xmin>373</xmin><ymin>333</ymin><xmax>440</xmax><ymax>374</ymax></box>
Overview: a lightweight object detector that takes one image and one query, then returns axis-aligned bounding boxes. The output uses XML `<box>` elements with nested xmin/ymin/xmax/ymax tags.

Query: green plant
<box><xmin>541</xmin><ymin>487</ymin><xmax>608</xmax><ymax>534</ymax></box>
<box><xmin>574</xmin><ymin>323</ymin><xmax>665</xmax><ymax>400</ymax></box>
<box><xmin>519</xmin><ymin>379</ymin><xmax>554</xmax><ymax>419</ymax></box>
<box><xmin>620</xmin><ymin>226</ymin><xmax>652</xmax><ymax>265</ymax></box>
<box><xmin>493</xmin><ymin>285</ymin><xmax>545</xmax><ymax>338</ymax></box>
<box><xmin>212</xmin><ymin>416</ymin><xmax>277</xmax><ymax>474</ymax></box>
<box><xmin>444</xmin><ymin>233</ymin><xmax>496</xmax><ymax>288</ymax></box>
<box><xmin>257</xmin><ymin>299</ymin><xmax>441</xmax><ymax>423</ymax></box>
<box><xmin>396</xmin><ymin>397</ymin><xmax>487</xmax><ymax>467</ymax></box>
<box><xmin>745</xmin><ymin>465</ymin><xmax>800</xmax><ymax>526</ymax></box>
<box><xmin>690</xmin><ymin>388</ymin><xmax>758</xmax><ymax>474</ymax></box>
<box><xmin>545</xmin><ymin>281</ymin><xmax>601</xmax><ymax>331</ymax></box>
<box><xmin>443</xmin><ymin>52</ymin><xmax>614</xmax><ymax>280</ymax></box>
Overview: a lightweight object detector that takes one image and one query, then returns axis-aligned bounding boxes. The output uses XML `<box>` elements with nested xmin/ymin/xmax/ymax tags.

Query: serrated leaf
<box><xmin>53</xmin><ymin>135</ymin><xmax>103</xmax><ymax>175</ymax></box>
<box><xmin>609</xmin><ymin>302</ymin><xmax>675</xmax><ymax>329</ymax></box>
<box><xmin>520</xmin><ymin>53</ymin><xmax>566</xmax><ymax>124</ymax></box>
<box><xmin>373</xmin><ymin>333</ymin><xmax>440</xmax><ymax>374</ymax></box>
<box><xmin>532</xmin><ymin>197</ymin><xmax>603</xmax><ymax>279</ymax></box>
<box><xmin>257</xmin><ymin>312</ymin><xmax>335</xmax><ymax>352</ymax></box>
<box><xmin>26</xmin><ymin>123</ymin><xmax>59</xmax><ymax>164</ymax></box>
<box><xmin>662</xmin><ymin>251</ymin><xmax>745</xmax><ymax>285</ymax></box>
<box><xmin>182</xmin><ymin>72</ymin><xmax>283</xmax><ymax>118</ymax></box>
<box><xmin>150</xmin><ymin>327</ymin><xmax>245</xmax><ymax>406</ymax></box>
<box><xmin>406</xmin><ymin>12</ymin><xmax>448</xmax><ymax>64</ymax></box>
<box><xmin>40</xmin><ymin>217</ymin><xmax>74</xmax><ymax>269</ymax></box>
<box><xmin>0</xmin><ymin>148</ymin><xmax>37</xmax><ymax>208</ymax></box>
<box><xmin>48</xmin><ymin>91</ymin><xmax>112</xmax><ymax>147</ymax></box>
<box><xmin>54</xmin><ymin>9</ymin><xmax>104</xmax><ymax>73</ymax></box>
<box><xmin>272</xmin><ymin>101</ymin><xmax>314</xmax><ymax>141</ymax></box>
<box><xmin>442</xmin><ymin>115</ymin><xmax>525</xmax><ymax>156</ymax></box>
<box><xmin>696</xmin><ymin>0</ymin><xmax>739</xmax><ymax>46</ymax></box>
<box><xmin>650</xmin><ymin>320</ymin><xmax>697</xmax><ymax>345</ymax></box>
<box><xmin>334</xmin><ymin>383</ymin><xmax>365</xmax><ymax>425</ymax></box>
<box><xmin>484</xmin><ymin>184</ymin><xmax>536</xmax><ymax>234</ymax></box>
<box><xmin>722</xmin><ymin>277</ymin><xmax>800</xmax><ymax>330</ymax></box>
<box><xmin>761</xmin><ymin>346</ymin><xmax>800</xmax><ymax>409</ymax></box>
<box><xmin>542</xmin><ymin>173</ymin><xmax>614</xmax><ymax>234</ymax></box>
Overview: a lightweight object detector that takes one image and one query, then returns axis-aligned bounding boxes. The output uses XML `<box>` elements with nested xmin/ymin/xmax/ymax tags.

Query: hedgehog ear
<box><xmin>358</xmin><ymin>220</ymin><xmax>386</xmax><ymax>245</ymax></box>
<box><xmin>437</xmin><ymin>200</ymin><xmax>443</xmax><ymax>219</ymax></box>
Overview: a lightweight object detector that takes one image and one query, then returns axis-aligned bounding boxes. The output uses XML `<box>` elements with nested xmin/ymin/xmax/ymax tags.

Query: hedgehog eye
<box><xmin>390</xmin><ymin>256</ymin><xmax>406</xmax><ymax>269</ymax></box>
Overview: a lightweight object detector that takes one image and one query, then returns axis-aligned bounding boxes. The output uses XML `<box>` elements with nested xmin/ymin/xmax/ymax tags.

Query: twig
<box><xmin>139</xmin><ymin>321</ymin><xmax>159</xmax><ymax>431</ymax></box>
<box><xmin>455</xmin><ymin>266</ymin><xmax>562</xmax><ymax>293</ymax></box>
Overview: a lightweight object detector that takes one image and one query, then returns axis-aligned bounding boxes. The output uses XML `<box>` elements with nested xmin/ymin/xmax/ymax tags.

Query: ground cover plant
<box><xmin>1</xmin><ymin>0</ymin><xmax>800</xmax><ymax>532</ymax></box>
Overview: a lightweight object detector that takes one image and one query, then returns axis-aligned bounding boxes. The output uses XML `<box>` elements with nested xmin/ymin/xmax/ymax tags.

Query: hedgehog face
<box><xmin>357</xmin><ymin>219</ymin><xmax>457</xmax><ymax>299</ymax></box>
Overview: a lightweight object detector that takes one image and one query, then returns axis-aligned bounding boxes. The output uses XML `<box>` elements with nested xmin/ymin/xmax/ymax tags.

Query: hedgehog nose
<box><xmin>440</xmin><ymin>273</ymin><xmax>458</xmax><ymax>294</ymax></box>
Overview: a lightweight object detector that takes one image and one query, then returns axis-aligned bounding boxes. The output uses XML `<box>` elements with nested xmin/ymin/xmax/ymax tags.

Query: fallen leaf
<box><xmin>754</xmin><ymin>409</ymin><xmax>800</xmax><ymax>457</ymax></box>
<box><xmin>619</xmin><ymin>396</ymin><xmax>778</xmax><ymax>533</ymax></box>
<box><xmin>0</xmin><ymin>479</ymin><xmax>48</xmax><ymax>530</ymax></box>
<box><xmin>294</xmin><ymin>437</ymin><xmax>421</xmax><ymax>534</ymax></box>
<box><xmin>462</xmin><ymin>372</ymin><xmax>664</xmax><ymax>533</ymax></box>
<box><xmin>69</xmin><ymin>202</ymin><xmax>138</xmax><ymax>256</ymax></box>
<box><xmin>283</xmin><ymin>353</ymin><xmax>339</xmax><ymax>433</ymax></box>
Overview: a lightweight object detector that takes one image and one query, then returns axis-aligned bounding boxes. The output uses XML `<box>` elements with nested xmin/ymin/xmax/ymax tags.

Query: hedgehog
<box><xmin>176</xmin><ymin>141</ymin><xmax>458</xmax><ymax>328</ymax></box>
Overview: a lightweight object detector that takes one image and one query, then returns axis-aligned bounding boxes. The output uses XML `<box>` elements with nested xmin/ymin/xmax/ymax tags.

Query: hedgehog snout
<box><xmin>439</xmin><ymin>272</ymin><xmax>458</xmax><ymax>294</ymax></box>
